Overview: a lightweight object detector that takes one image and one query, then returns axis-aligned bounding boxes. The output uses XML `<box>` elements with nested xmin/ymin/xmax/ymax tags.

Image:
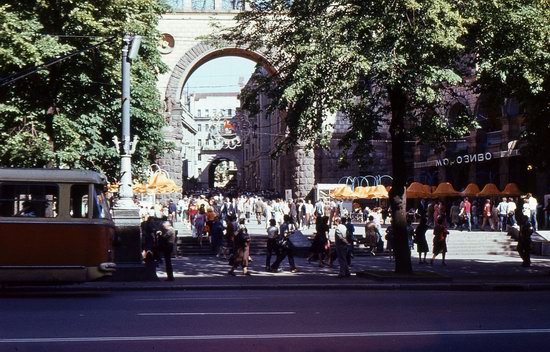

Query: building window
<box><xmin>198</xmin><ymin>154</ymin><xmax>202</xmax><ymax>161</ymax></box>
<box><xmin>197</xmin><ymin>109</ymin><xmax>201</xmax><ymax>117</ymax></box>
<box><xmin>205</xmin><ymin>109</ymin><xmax>209</xmax><ymax>117</ymax></box>
<box><xmin>192</xmin><ymin>0</ymin><xmax>214</xmax><ymax>10</ymax></box>
<box><xmin>228</xmin><ymin>109</ymin><xmax>232</xmax><ymax>117</ymax></box>
<box><xmin>198</xmin><ymin>124</ymin><xmax>202</xmax><ymax>132</ymax></box>
<box><xmin>476</xmin><ymin>95</ymin><xmax>502</xmax><ymax>132</ymax></box>
<box><xmin>198</xmin><ymin>139</ymin><xmax>202</xmax><ymax>147</ymax></box>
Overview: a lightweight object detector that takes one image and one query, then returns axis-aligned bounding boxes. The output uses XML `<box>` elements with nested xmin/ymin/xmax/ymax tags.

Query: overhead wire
<box><xmin>0</xmin><ymin>36</ymin><xmax>116</xmax><ymax>87</ymax></box>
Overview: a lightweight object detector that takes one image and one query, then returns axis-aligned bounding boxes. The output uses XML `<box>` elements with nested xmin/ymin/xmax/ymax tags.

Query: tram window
<box><xmin>0</xmin><ymin>183</ymin><xmax>58</xmax><ymax>218</ymax></box>
<box><xmin>70</xmin><ymin>184</ymin><xmax>89</xmax><ymax>218</ymax></box>
<box><xmin>92</xmin><ymin>185</ymin><xmax>111</xmax><ymax>219</ymax></box>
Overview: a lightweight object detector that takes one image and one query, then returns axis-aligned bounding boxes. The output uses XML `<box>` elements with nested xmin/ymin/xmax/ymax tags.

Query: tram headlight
<box><xmin>99</xmin><ymin>262</ymin><xmax>116</xmax><ymax>272</ymax></box>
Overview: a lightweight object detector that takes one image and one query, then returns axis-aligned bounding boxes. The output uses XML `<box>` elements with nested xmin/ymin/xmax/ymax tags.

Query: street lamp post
<box><xmin>117</xmin><ymin>35</ymin><xmax>140</xmax><ymax>207</ymax></box>
<box><xmin>110</xmin><ymin>35</ymin><xmax>156</xmax><ymax>281</ymax></box>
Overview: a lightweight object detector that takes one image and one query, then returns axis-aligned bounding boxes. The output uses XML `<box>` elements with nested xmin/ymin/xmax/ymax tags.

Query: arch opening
<box><xmin>208</xmin><ymin>157</ymin><xmax>238</xmax><ymax>189</ymax></box>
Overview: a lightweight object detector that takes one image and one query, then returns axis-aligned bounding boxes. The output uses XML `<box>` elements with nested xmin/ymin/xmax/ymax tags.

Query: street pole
<box><xmin>110</xmin><ymin>35</ymin><xmax>156</xmax><ymax>281</ymax></box>
<box><xmin>118</xmin><ymin>35</ymin><xmax>134</xmax><ymax>207</ymax></box>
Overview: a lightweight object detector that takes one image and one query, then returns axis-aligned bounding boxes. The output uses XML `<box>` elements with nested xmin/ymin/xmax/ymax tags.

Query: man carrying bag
<box><xmin>270</xmin><ymin>215</ymin><xmax>298</xmax><ymax>273</ymax></box>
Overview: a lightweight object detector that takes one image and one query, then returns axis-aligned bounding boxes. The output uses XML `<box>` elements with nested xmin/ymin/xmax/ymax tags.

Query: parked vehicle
<box><xmin>0</xmin><ymin>168</ymin><xmax>116</xmax><ymax>283</ymax></box>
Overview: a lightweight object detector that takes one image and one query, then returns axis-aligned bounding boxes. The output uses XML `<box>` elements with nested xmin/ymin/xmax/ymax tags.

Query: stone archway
<box><xmin>156</xmin><ymin>43</ymin><xmax>274</xmax><ymax>191</ymax></box>
<box><xmin>164</xmin><ymin>43</ymin><xmax>275</xmax><ymax>105</ymax></box>
<box><xmin>208</xmin><ymin>157</ymin><xmax>237</xmax><ymax>189</ymax></box>
<box><xmin>156</xmin><ymin>42</ymin><xmax>315</xmax><ymax>198</ymax></box>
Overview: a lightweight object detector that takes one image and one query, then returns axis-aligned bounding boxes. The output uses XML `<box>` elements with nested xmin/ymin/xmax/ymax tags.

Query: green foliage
<box><xmin>216</xmin><ymin>0</ymin><xmax>549</xmax><ymax>170</ymax></box>
<box><xmin>214</xmin><ymin>0</ymin><xmax>478</xmax><ymax>168</ymax></box>
<box><xmin>474</xmin><ymin>0</ymin><xmax>550</xmax><ymax>169</ymax></box>
<box><xmin>213</xmin><ymin>0</ymin><xmax>549</xmax><ymax>273</ymax></box>
<box><xmin>0</xmin><ymin>1</ymin><xmax>169</xmax><ymax>181</ymax></box>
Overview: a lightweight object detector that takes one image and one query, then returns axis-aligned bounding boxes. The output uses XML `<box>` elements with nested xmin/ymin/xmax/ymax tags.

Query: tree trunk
<box><xmin>388</xmin><ymin>86</ymin><xmax>413</xmax><ymax>274</ymax></box>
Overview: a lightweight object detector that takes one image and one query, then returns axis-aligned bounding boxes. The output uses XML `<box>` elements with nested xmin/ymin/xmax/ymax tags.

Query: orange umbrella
<box><xmin>107</xmin><ymin>183</ymin><xmax>119</xmax><ymax>193</ymax></box>
<box><xmin>477</xmin><ymin>183</ymin><xmax>501</xmax><ymax>197</ymax></box>
<box><xmin>331</xmin><ymin>186</ymin><xmax>355</xmax><ymax>199</ymax></box>
<box><xmin>406</xmin><ymin>182</ymin><xmax>429</xmax><ymax>199</ymax></box>
<box><xmin>132</xmin><ymin>182</ymin><xmax>148</xmax><ymax>194</ymax></box>
<box><xmin>423</xmin><ymin>185</ymin><xmax>435</xmax><ymax>198</ymax></box>
<box><xmin>338</xmin><ymin>186</ymin><xmax>357</xmax><ymax>199</ymax></box>
<box><xmin>330</xmin><ymin>186</ymin><xmax>345</xmax><ymax>198</ymax></box>
<box><xmin>353</xmin><ymin>186</ymin><xmax>374</xmax><ymax>199</ymax></box>
<box><xmin>369</xmin><ymin>185</ymin><xmax>389</xmax><ymax>199</ymax></box>
<box><xmin>501</xmin><ymin>183</ymin><xmax>522</xmax><ymax>197</ymax></box>
<box><xmin>432</xmin><ymin>182</ymin><xmax>460</xmax><ymax>197</ymax></box>
<box><xmin>461</xmin><ymin>183</ymin><xmax>481</xmax><ymax>197</ymax></box>
<box><xmin>352</xmin><ymin>186</ymin><xmax>365</xmax><ymax>198</ymax></box>
<box><xmin>147</xmin><ymin>171</ymin><xmax>182</xmax><ymax>194</ymax></box>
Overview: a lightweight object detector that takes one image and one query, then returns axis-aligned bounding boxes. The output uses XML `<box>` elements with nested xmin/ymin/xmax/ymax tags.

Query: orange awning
<box><xmin>432</xmin><ymin>182</ymin><xmax>460</xmax><ymax>197</ymax></box>
<box><xmin>477</xmin><ymin>183</ymin><xmax>501</xmax><ymax>197</ymax></box>
<box><xmin>107</xmin><ymin>183</ymin><xmax>119</xmax><ymax>193</ymax></box>
<box><xmin>331</xmin><ymin>186</ymin><xmax>356</xmax><ymax>199</ymax></box>
<box><xmin>406</xmin><ymin>182</ymin><xmax>430</xmax><ymax>199</ymax></box>
<box><xmin>146</xmin><ymin>171</ymin><xmax>182</xmax><ymax>195</ymax></box>
<box><xmin>353</xmin><ymin>186</ymin><xmax>374</xmax><ymax>199</ymax></box>
<box><xmin>501</xmin><ymin>183</ymin><xmax>522</xmax><ymax>197</ymax></box>
<box><xmin>461</xmin><ymin>183</ymin><xmax>481</xmax><ymax>197</ymax></box>
<box><xmin>132</xmin><ymin>182</ymin><xmax>148</xmax><ymax>194</ymax></box>
<box><xmin>369</xmin><ymin>185</ymin><xmax>389</xmax><ymax>199</ymax></box>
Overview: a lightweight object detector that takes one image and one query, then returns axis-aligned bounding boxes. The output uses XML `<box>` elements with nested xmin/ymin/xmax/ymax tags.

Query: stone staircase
<box><xmin>172</xmin><ymin>222</ymin><xmax>519</xmax><ymax>259</ymax></box>
<box><xmin>441</xmin><ymin>229</ymin><xmax>517</xmax><ymax>259</ymax></box>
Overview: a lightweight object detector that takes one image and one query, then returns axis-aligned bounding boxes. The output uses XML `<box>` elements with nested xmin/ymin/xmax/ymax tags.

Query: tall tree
<box><xmin>473</xmin><ymin>0</ymin><xmax>550</xmax><ymax>170</ymax></box>
<box><xmin>215</xmin><ymin>0</ymin><xmax>477</xmax><ymax>273</ymax></box>
<box><xmin>0</xmin><ymin>0</ymin><xmax>169</xmax><ymax>181</ymax></box>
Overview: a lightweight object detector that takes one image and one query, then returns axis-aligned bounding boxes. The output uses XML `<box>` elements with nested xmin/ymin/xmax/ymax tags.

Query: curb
<box><xmin>3</xmin><ymin>281</ymin><xmax>550</xmax><ymax>293</ymax></box>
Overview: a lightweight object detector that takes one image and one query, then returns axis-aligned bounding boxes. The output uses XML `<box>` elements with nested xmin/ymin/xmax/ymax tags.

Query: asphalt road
<box><xmin>1</xmin><ymin>290</ymin><xmax>550</xmax><ymax>352</ymax></box>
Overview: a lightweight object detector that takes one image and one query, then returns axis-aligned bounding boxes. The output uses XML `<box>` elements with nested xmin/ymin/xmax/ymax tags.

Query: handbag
<box><xmin>277</xmin><ymin>237</ymin><xmax>289</xmax><ymax>249</ymax></box>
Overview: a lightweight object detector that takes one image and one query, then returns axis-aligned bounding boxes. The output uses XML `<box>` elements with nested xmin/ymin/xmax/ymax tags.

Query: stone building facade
<box><xmin>155</xmin><ymin>4</ymin><xmax>549</xmax><ymax>203</ymax></box>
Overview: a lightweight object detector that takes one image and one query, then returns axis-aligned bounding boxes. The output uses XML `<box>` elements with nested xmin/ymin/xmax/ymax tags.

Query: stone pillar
<box><xmin>156</xmin><ymin>106</ymin><xmax>184</xmax><ymax>198</ymax></box>
<box><xmin>290</xmin><ymin>142</ymin><xmax>315</xmax><ymax>199</ymax></box>
<box><xmin>499</xmin><ymin>157</ymin><xmax>509</xmax><ymax>188</ymax></box>
<box><xmin>467</xmin><ymin>133</ymin><xmax>477</xmax><ymax>183</ymax></box>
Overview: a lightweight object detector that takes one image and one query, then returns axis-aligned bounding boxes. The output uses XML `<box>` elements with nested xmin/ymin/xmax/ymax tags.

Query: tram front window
<box><xmin>93</xmin><ymin>185</ymin><xmax>111</xmax><ymax>219</ymax></box>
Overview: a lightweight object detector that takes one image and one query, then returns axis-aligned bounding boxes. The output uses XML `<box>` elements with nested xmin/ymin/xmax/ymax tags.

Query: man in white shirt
<box><xmin>527</xmin><ymin>193</ymin><xmax>538</xmax><ymax>231</ymax></box>
<box><xmin>178</xmin><ymin>197</ymin><xmax>189</xmax><ymax>224</ymax></box>
<box><xmin>334</xmin><ymin>217</ymin><xmax>350</xmax><ymax>278</ymax></box>
<box><xmin>314</xmin><ymin>199</ymin><xmax>324</xmax><ymax>219</ymax></box>
<box><xmin>507</xmin><ymin>197</ymin><xmax>517</xmax><ymax>226</ymax></box>
<box><xmin>497</xmin><ymin>197</ymin><xmax>508</xmax><ymax>231</ymax></box>
<box><xmin>305</xmin><ymin>200</ymin><xmax>314</xmax><ymax>229</ymax></box>
<box><xmin>265</xmin><ymin>219</ymin><xmax>279</xmax><ymax>271</ymax></box>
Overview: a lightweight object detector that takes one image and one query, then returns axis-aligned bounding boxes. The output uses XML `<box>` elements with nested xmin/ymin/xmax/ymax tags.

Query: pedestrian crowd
<box><xmin>409</xmin><ymin>193</ymin><xmax>542</xmax><ymax>233</ymax></box>
<box><xmin>133</xmin><ymin>191</ymin><xmax>544</xmax><ymax>280</ymax></box>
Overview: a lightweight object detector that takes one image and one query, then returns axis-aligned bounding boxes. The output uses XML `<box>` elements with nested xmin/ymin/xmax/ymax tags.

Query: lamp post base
<box><xmin>110</xmin><ymin>204</ymin><xmax>158</xmax><ymax>281</ymax></box>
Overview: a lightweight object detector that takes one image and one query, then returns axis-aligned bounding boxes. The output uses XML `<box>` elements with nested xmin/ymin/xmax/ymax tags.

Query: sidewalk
<box><xmin>4</xmin><ymin>252</ymin><xmax>550</xmax><ymax>293</ymax></box>
<box><xmin>3</xmin><ymin>222</ymin><xmax>549</xmax><ymax>292</ymax></box>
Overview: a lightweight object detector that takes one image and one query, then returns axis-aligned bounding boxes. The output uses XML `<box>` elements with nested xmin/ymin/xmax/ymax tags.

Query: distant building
<box><xmin>181</xmin><ymin>91</ymin><xmax>243</xmax><ymax>189</ymax></box>
<box><xmin>239</xmin><ymin>70</ymin><xmax>549</xmax><ymax>202</ymax></box>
